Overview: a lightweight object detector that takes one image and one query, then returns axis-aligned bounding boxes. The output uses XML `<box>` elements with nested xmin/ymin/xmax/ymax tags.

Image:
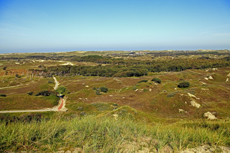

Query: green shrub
<box><xmin>167</xmin><ymin>92</ymin><xmax>176</xmax><ymax>97</ymax></box>
<box><xmin>56</xmin><ymin>86</ymin><xmax>66</xmax><ymax>94</ymax></box>
<box><xmin>100</xmin><ymin>87</ymin><xmax>108</xmax><ymax>93</ymax></box>
<box><xmin>178</xmin><ymin>81</ymin><xmax>190</xmax><ymax>88</ymax></box>
<box><xmin>27</xmin><ymin>92</ymin><xmax>33</xmax><ymax>96</ymax></box>
<box><xmin>35</xmin><ymin>91</ymin><xmax>51</xmax><ymax>96</ymax></box>
<box><xmin>0</xmin><ymin>94</ymin><xmax>6</xmax><ymax>97</ymax></box>
<box><xmin>132</xmin><ymin>86</ymin><xmax>137</xmax><ymax>90</ymax></box>
<box><xmin>48</xmin><ymin>81</ymin><xmax>54</xmax><ymax>84</ymax></box>
<box><xmin>138</xmin><ymin>79</ymin><xmax>148</xmax><ymax>83</ymax></box>
<box><xmin>151</xmin><ymin>78</ymin><xmax>161</xmax><ymax>84</ymax></box>
<box><xmin>96</xmin><ymin>90</ymin><xmax>101</xmax><ymax>95</ymax></box>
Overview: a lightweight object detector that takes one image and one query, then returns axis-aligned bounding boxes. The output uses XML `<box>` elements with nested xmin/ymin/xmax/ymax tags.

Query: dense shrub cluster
<box><xmin>28</xmin><ymin>54</ymin><xmax>230</xmax><ymax>78</ymax></box>
<box><xmin>93</xmin><ymin>87</ymin><xmax>108</xmax><ymax>95</ymax></box>
<box><xmin>151</xmin><ymin>78</ymin><xmax>161</xmax><ymax>84</ymax></box>
<box><xmin>138</xmin><ymin>80</ymin><xmax>148</xmax><ymax>83</ymax></box>
<box><xmin>35</xmin><ymin>91</ymin><xmax>52</xmax><ymax>96</ymax></box>
<box><xmin>100</xmin><ymin>87</ymin><xmax>108</xmax><ymax>93</ymax></box>
<box><xmin>178</xmin><ymin>81</ymin><xmax>190</xmax><ymax>88</ymax></box>
<box><xmin>56</xmin><ymin>86</ymin><xmax>66</xmax><ymax>94</ymax></box>
<box><xmin>0</xmin><ymin>94</ymin><xmax>6</xmax><ymax>97</ymax></box>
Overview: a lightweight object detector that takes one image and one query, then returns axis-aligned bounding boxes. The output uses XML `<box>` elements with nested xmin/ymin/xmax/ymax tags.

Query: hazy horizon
<box><xmin>0</xmin><ymin>0</ymin><xmax>230</xmax><ymax>54</ymax></box>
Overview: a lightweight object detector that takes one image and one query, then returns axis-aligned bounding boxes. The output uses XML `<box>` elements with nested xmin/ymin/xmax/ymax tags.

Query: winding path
<box><xmin>0</xmin><ymin>76</ymin><xmax>67</xmax><ymax>113</ymax></box>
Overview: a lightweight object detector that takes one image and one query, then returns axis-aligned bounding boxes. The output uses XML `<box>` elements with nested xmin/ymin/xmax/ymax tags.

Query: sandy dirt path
<box><xmin>53</xmin><ymin>76</ymin><xmax>60</xmax><ymax>90</ymax></box>
<box><xmin>0</xmin><ymin>76</ymin><xmax>67</xmax><ymax>113</ymax></box>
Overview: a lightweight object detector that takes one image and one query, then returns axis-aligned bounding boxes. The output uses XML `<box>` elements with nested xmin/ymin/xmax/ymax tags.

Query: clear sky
<box><xmin>0</xmin><ymin>0</ymin><xmax>230</xmax><ymax>53</ymax></box>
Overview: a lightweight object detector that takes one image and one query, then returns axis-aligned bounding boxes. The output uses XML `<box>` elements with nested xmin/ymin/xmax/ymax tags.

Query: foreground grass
<box><xmin>1</xmin><ymin>115</ymin><xmax>230</xmax><ymax>152</ymax></box>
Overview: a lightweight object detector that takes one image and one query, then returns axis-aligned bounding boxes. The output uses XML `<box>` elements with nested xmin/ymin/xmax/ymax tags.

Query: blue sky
<box><xmin>0</xmin><ymin>0</ymin><xmax>230</xmax><ymax>53</ymax></box>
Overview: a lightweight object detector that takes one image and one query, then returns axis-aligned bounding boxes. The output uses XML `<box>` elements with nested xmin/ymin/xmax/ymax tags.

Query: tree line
<box><xmin>29</xmin><ymin>57</ymin><xmax>230</xmax><ymax>77</ymax></box>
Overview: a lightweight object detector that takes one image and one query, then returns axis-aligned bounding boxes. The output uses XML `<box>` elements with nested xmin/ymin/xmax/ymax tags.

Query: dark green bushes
<box><xmin>27</xmin><ymin>92</ymin><xmax>33</xmax><ymax>96</ymax></box>
<box><xmin>56</xmin><ymin>86</ymin><xmax>66</xmax><ymax>94</ymax></box>
<box><xmin>0</xmin><ymin>94</ymin><xmax>6</xmax><ymax>97</ymax></box>
<box><xmin>100</xmin><ymin>87</ymin><xmax>108</xmax><ymax>93</ymax></box>
<box><xmin>138</xmin><ymin>80</ymin><xmax>148</xmax><ymax>83</ymax></box>
<box><xmin>93</xmin><ymin>87</ymin><xmax>108</xmax><ymax>95</ymax></box>
<box><xmin>35</xmin><ymin>91</ymin><xmax>52</xmax><ymax>96</ymax></box>
<box><xmin>178</xmin><ymin>81</ymin><xmax>190</xmax><ymax>88</ymax></box>
<box><xmin>151</xmin><ymin>78</ymin><xmax>161</xmax><ymax>84</ymax></box>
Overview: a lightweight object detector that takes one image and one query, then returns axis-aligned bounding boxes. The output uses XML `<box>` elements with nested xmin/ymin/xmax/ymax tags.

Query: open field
<box><xmin>0</xmin><ymin>50</ymin><xmax>230</xmax><ymax>152</ymax></box>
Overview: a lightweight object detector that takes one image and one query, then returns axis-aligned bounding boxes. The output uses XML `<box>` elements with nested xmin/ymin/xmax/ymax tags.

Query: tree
<box><xmin>56</xmin><ymin>86</ymin><xmax>66</xmax><ymax>94</ymax></box>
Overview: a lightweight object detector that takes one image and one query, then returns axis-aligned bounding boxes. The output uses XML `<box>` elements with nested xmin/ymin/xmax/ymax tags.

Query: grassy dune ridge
<box><xmin>1</xmin><ymin>115</ymin><xmax>230</xmax><ymax>152</ymax></box>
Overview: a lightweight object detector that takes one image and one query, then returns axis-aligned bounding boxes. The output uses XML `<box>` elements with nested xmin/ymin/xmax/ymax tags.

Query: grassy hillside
<box><xmin>1</xmin><ymin>114</ymin><xmax>230</xmax><ymax>152</ymax></box>
<box><xmin>1</xmin><ymin>50</ymin><xmax>230</xmax><ymax>152</ymax></box>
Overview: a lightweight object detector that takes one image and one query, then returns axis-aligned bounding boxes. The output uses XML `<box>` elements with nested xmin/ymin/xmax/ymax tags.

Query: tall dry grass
<box><xmin>0</xmin><ymin>115</ymin><xmax>229</xmax><ymax>152</ymax></box>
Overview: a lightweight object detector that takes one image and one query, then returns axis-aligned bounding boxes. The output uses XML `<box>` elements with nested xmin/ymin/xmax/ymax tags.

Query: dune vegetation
<box><xmin>0</xmin><ymin>50</ymin><xmax>230</xmax><ymax>152</ymax></box>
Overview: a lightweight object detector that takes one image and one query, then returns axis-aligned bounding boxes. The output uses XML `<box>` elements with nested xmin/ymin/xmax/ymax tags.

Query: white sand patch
<box><xmin>190</xmin><ymin>100</ymin><xmax>201</xmax><ymax>108</ymax></box>
<box><xmin>208</xmin><ymin>76</ymin><xmax>213</xmax><ymax>80</ymax></box>
<box><xmin>179</xmin><ymin>109</ymin><xmax>184</xmax><ymax>113</ymax></box>
<box><xmin>113</xmin><ymin>114</ymin><xmax>118</xmax><ymax>120</ymax></box>
<box><xmin>204</xmin><ymin>77</ymin><xmax>209</xmax><ymax>80</ymax></box>
<box><xmin>188</xmin><ymin>93</ymin><xmax>200</xmax><ymax>100</ymax></box>
<box><xmin>200</xmin><ymin>81</ymin><xmax>207</xmax><ymax>85</ymax></box>
<box><xmin>227</xmin><ymin>73</ymin><xmax>230</xmax><ymax>77</ymax></box>
<box><xmin>226</xmin><ymin>78</ymin><xmax>229</xmax><ymax>82</ymax></box>
<box><xmin>85</xmin><ymin>85</ymin><xmax>89</xmax><ymax>87</ymax></box>
<box><xmin>61</xmin><ymin>62</ymin><xmax>74</xmax><ymax>66</ymax></box>
<box><xmin>212</xmin><ymin>68</ymin><xmax>218</xmax><ymax>71</ymax></box>
<box><xmin>204</xmin><ymin>112</ymin><xmax>217</xmax><ymax>120</ymax></box>
<box><xmin>201</xmin><ymin>88</ymin><xmax>209</xmax><ymax>91</ymax></box>
<box><xmin>15</xmin><ymin>62</ymin><xmax>20</xmax><ymax>64</ymax></box>
<box><xmin>149</xmin><ymin>88</ymin><xmax>152</xmax><ymax>92</ymax></box>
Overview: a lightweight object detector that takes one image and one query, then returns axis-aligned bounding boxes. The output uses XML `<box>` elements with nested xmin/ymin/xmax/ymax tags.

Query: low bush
<box><xmin>138</xmin><ymin>79</ymin><xmax>148</xmax><ymax>83</ymax></box>
<box><xmin>178</xmin><ymin>81</ymin><xmax>190</xmax><ymax>88</ymax></box>
<box><xmin>48</xmin><ymin>81</ymin><xmax>54</xmax><ymax>84</ymax></box>
<box><xmin>132</xmin><ymin>86</ymin><xmax>137</xmax><ymax>90</ymax></box>
<box><xmin>56</xmin><ymin>86</ymin><xmax>66</xmax><ymax>94</ymax></box>
<box><xmin>151</xmin><ymin>78</ymin><xmax>161</xmax><ymax>84</ymax></box>
<box><xmin>96</xmin><ymin>90</ymin><xmax>101</xmax><ymax>95</ymax></box>
<box><xmin>100</xmin><ymin>87</ymin><xmax>108</xmax><ymax>93</ymax></box>
<box><xmin>167</xmin><ymin>92</ymin><xmax>176</xmax><ymax>97</ymax></box>
<box><xmin>0</xmin><ymin>94</ymin><xmax>6</xmax><ymax>97</ymax></box>
<box><xmin>35</xmin><ymin>91</ymin><xmax>52</xmax><ymax>96</ymax></box>
<box><xmin>27</xmin><ymin>92</ymin><xmax>33</xmax><ymax>96</ymax></box>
